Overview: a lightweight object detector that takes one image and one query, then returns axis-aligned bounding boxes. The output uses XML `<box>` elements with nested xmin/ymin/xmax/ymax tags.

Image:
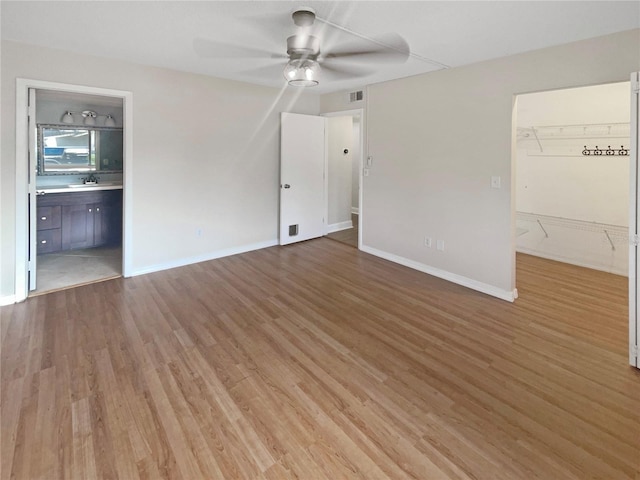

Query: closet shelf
<box><xmin>517</xmin><ymin>122</ymin><xmax>630</xmax><ymax>141</ymax></box>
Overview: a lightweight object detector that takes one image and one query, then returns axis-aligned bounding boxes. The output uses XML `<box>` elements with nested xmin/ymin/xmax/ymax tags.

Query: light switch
<box><xmin>491</xmin><ymin>176</ymin><xmax>501</xmax><ymax>189</ymax></box>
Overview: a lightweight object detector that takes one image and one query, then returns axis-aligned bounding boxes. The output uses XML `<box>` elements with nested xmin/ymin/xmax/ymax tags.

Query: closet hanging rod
<box><xmin>525</xmin><ymin>121</ymin><xmax>629</xmax><ymax>129</ymax></box>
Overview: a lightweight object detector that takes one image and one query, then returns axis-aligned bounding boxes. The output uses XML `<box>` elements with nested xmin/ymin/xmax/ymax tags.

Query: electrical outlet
<box><xmin>437</xmin><ymin>239</ymin><xmax>445</xmax><ymax>251</ymax></box>
<box><xmin>424</xmin><ymin>236</ymin><xmax>432</xmax><ymax>248</ymax></box>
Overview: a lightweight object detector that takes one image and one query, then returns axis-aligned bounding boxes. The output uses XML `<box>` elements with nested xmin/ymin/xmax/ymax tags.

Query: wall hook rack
<box><xmin>582</xmin><ymin>145</ymin><xmax>629</xmax><ymax>156</ymax></box>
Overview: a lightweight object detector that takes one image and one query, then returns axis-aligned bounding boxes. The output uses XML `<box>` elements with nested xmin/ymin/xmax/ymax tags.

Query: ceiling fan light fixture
<box><xmin>283</xmin><ymin>58</ymin><xmax>320</xmax><ymax>87</ymax></box>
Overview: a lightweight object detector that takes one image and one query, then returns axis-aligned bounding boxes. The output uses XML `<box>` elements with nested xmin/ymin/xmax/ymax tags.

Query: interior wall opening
<box><xmin>513</xmin><ymin>81</ymin><xmax>631</xmax><ymax>352</ymax></box>
<box><xmin>515</xmin><ymin>82</ymin><xmax>631</xmax><ymax>276</ymax></box>
<box><xmin>29</xmin><ymin>88</ymin><xmax>125</xmax><ymax>296</ymax></box>
<box><xmin>324</xmin><ymin>113</ymin><xmax>361</xmax><ymax>248</ymax></box>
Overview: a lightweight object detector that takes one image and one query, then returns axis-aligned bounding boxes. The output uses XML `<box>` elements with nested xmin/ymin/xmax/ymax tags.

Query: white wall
<box><xmin>35</xmin><ymin>90</ymin><xmax>124</xmax><ymax>127</ymax></box>
<box><xmin>327</xmin><ymin>116</ymin><xmax>353</xmax><ymax>228</ymax></box>
<box><xmin>363</xmin><ymin>29</ymin><xmax>640</xmax><ymax>301</ymax></box>
<box><xmin>320</xmin><ymin>90</ymin><xmax>365</xmax><ymax>114</ymax></box>
<box><xmin>1</xmin><ymin>40</ymin><xmax>319</xmax><ymax>300</ymax></box>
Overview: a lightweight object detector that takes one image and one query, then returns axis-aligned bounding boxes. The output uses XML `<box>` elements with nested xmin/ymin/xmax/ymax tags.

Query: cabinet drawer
<box><xmin>37</xmin><ymin>229</ymin><xmax>62</xmax><ymax>254</ymax></box>
<box><xmin>37</xmin><ymin>206</ymin><xmax>62</xmax><ymax>230</ymax></box>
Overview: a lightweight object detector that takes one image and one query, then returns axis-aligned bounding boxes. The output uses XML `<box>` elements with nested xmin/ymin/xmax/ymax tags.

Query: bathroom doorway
<box><xmin>30</xmin><ymin>89</ymin><xmax>125</xmax><ymax>295</ymax></box>
<box><xmin>14</xmin><ymin>79</ymin><xmax>133</xmax><ymax>302</ymax></box>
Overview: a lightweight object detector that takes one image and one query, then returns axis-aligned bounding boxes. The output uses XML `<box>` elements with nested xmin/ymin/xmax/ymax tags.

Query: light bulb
<box><xmin>82</xmin><ymin>110</ymin><xmax>97</xmax><ymax>126</ymax></box>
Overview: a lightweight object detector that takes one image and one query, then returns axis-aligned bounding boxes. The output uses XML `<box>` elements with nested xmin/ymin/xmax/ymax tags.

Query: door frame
<box><xmin>322</xmin><ymin>108</ymin><xmax>364</xmax><ymax>250</ymax></box>
<box><xmin>14</xmin><ymin>78</ymin><xmax>133</xmax><ymax>302</ymax></box>
<box><xmin>630</xmin><ymin>71</ymin><xmax>639</xmax><ymax>367</ymax></box>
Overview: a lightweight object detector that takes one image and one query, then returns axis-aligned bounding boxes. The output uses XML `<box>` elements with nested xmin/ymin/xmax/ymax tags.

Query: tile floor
<box><xmin>32</xmin><ymin>246</ymin><xmax>122</xmax><ymax>295</ymax></box>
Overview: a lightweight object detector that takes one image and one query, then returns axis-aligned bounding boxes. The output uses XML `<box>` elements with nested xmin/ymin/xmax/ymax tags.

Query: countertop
<box><xmin>36</xmin><ymin>183</ymin><xmax>123</xmax><ymax>194</ymax></box>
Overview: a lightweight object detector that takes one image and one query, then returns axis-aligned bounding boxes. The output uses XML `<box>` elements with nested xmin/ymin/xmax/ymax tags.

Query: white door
<box><xmin>28</xmin><ymin>88</ymin><xmax>38</xmax><ymax>291</ymax></box>
<box><xmin>630</xmin><ymin>72</ymin><xmax>640</xmax><ymax>368</ymax></box>
<box><xmin>280</xmin><ymin>112</ymin><xmax>326</xmax><ymax>245</ymax></box>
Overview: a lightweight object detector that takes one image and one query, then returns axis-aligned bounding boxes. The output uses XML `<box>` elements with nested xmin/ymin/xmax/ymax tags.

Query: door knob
<box><xmin>282</xmin><ymin>184</ymin><xmax>291</xmax><ymax>189</ymax></box>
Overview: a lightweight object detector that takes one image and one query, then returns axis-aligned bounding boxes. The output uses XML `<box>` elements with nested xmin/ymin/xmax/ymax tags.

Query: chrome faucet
<box><xmin>83</xmin><ymin>173</ymin><xmax>99</xmax><ymax>184</ymax></box>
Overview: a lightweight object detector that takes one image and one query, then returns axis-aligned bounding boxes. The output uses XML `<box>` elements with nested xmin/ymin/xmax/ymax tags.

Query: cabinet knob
<box><xmin>41</xmin><ymin>216</ymin><xmax>47</xmax><ymax>220</ymax></box>
<box><xmin>41</xmin><ymin>240</ymin><xmax>47</xmax><ymax>244</ymax></box>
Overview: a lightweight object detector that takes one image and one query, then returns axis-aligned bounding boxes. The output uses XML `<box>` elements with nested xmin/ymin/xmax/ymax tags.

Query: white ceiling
<box><xmin>2</xmin><ymin>1</ymin><xmax>639</xmax><ymax>95</ymax></box>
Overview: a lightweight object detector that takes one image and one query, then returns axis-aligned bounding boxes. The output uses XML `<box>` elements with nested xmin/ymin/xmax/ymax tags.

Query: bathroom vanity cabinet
<box><xmin>36</xmin><ymin>189</ymin><xmax>122</xmax><ymax>254</ymax></box>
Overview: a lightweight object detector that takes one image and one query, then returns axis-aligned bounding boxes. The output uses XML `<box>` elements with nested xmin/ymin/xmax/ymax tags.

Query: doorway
<box><xmin>30</xmin><ymin>89</ymin><xmax>125</xmax><ymax>295</ymax></box>
<box><xmin>514</xmin><ymin>82</ymin><xmax>631</xmax><ymax>275</ymax></box>
<box><xmin>14</xmin><ymin>79</ymin><xmax>133</xmax><ymax>303</ymax></box>
<box><xmin>324</xmin><ymin>110</ymin><xmax>363</xmax><ymax>248</ymax></box>
<box><xmin>513</xmin><ymin>80</ymin><xmax>635</xmax><ymax>367</ymax></box>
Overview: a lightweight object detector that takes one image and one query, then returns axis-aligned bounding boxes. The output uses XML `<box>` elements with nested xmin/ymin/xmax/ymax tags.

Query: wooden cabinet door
<box><xmin>93</xmin><ymin>203</ymin><xmax>105</xmax><ymax>247</ymax></box>
<box><xmin>62</xmin><ymin>203</ymin><xmax>94</xmax><ymax>250</ymax></box>
<box><xmin>98</xmin><ymin>202</ymin><xmax>122</xmax><ymax>246</ymax></box>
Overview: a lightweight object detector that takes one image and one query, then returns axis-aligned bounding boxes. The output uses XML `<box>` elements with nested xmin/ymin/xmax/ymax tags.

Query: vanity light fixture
<box><xmin>60</xmin><ymin>110</ymin><xmax>117</xmax><ymax>127</ymax></box>
<box><xmin>82</xmin><ymin>110</ymin><xmax>97</xmax><ymax>126</ymax></box>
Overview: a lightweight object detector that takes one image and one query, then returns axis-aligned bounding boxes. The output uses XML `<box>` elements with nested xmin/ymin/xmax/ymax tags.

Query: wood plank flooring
<box><xmin>325</xmin><ymin>214</ymin><xmax>358</xmax><ymax>248</ymax></box>
<box><xmin>2</xmin><ymin>238</ymin><xmax>639</xmax><ymax>479</ymax></box>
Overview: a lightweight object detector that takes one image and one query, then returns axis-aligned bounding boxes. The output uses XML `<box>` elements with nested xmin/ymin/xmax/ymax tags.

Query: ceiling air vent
<box><xmin>349</xmin><ymin>90</ymin><xmax>364</xmax><ymax>103</ymax></box>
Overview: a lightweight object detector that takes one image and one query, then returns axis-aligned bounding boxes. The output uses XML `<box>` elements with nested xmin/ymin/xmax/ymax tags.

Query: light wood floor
<box><xmin>325</xmin><ymin>214</ymin><xmax>358</xmax><ymax>248</ymax></box>
<box><xmin>1</xmin><ymin>239</ymin><xmax>639</xmax><ymax>479</ymax></box>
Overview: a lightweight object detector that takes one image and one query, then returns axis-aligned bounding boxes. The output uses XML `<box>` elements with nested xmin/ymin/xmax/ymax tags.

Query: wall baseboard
<box><xmin>4</xmin><ymin>241</ymin><xmax>517</xmax><ymax>304</ymax></box>
<box><xmin>131</xmin><ymin>239</ymin><xmax>279</xmax><ymax>277</ymax></box>
<box><xmin>0</xmin><ymin>294</ymin><xmax>17</xmax><ymax>306</ymax></box>
<box><xmin>351</xmin><ymin>207</ymin><xmax>359</xmax><ymax>215</ymax></box>
<box><xmin>360</xmin><ymin>245</ymin><xmax>516</xmax><ymax>302</ymax></box>
<box><xmin>326</xmin><ymin>220</ymin><xmax>353</xmax><ymax>234</ymax></box>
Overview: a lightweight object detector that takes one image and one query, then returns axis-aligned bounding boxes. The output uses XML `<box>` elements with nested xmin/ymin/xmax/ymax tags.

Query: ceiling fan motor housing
<box><xmin>286</xmin><ymin>35</ymin><xmax>320</xmax><ymax>60</ymax></box>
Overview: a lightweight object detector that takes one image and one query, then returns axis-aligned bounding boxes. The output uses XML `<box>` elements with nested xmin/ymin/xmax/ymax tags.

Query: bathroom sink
<box><xmin>68</xmin><ymin>182</ymin><xmax>116</xmax><ymax>188</ymax></box>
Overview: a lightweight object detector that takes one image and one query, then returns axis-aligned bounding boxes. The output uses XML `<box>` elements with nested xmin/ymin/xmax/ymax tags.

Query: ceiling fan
<box><xmin>194</xmin><ymin>7</ymin><xmax>410</xmax><ymax>87</ymax></box>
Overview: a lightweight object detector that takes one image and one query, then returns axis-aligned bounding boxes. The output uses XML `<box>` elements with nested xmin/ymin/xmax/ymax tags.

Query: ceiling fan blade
<box><xmin>322</xmin><ymin>32</ymin><xmax>410</xmax><ymax>64</ymax></box>
<box><xmin>240</xmin><ymin>62</ymin><xmax>289</xmax><ymax>79</ymax></box>
<box><xmin>319</xmin><ymin>63</ymin><xmax>373</xmax><ymax>81</ymax></box>
<box><xmin>193</xmin><ymin>37</ymin><xmax>285</xmax><ymax>60</ymax></box>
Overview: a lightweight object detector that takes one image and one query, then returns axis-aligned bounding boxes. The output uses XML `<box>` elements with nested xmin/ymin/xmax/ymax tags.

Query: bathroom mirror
<box><xmin>37</xmin><ymin>123</ymin><xmax>123</xmax><ymax>175</ymax></box>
